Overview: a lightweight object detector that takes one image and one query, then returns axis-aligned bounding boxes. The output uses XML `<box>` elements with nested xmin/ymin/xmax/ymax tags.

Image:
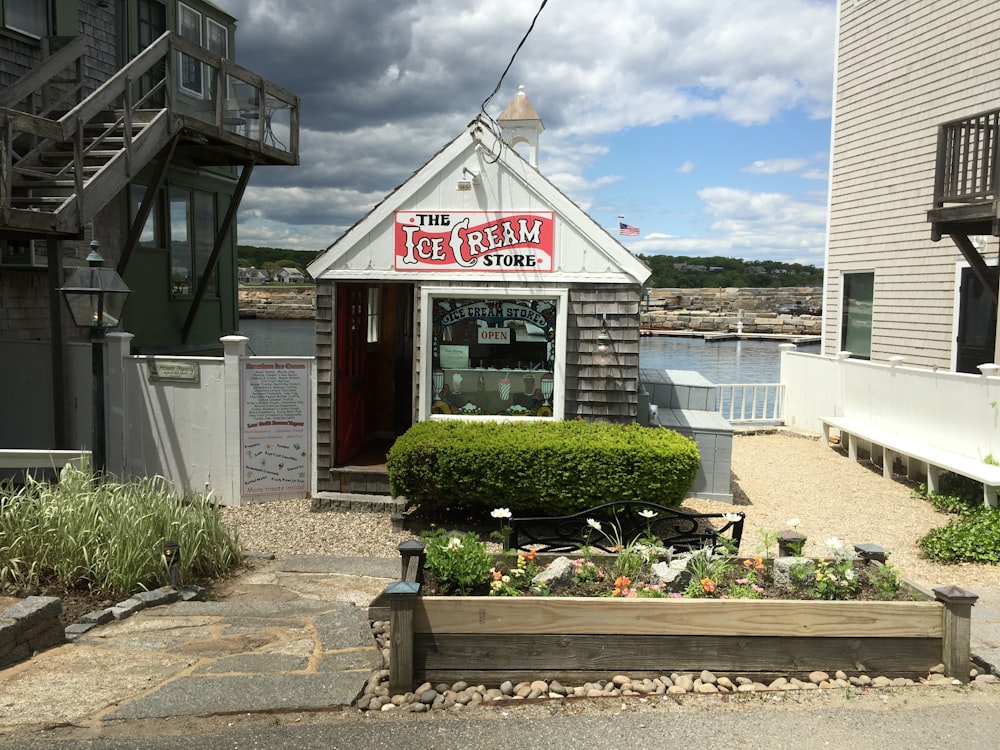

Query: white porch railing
<box><xmin>716</xmin><ymin>383</ymin><xmax>784</xmax><ymax>424</ymax></box>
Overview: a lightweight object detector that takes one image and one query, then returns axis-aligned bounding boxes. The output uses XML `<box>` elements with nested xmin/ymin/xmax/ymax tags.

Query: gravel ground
<box><xmin>219</xmin><ymin>431</ymin><xmax>1000</xmax><ymax>590</ymax></box>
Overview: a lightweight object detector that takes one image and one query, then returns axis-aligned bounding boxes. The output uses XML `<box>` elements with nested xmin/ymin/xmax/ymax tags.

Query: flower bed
<box><xmin>379</xmin><ymin>574</ymin><xmax>975</xmax><ymax>695</ymax></box>
<box><xmin>373</xmin><ymin>513</ymin><xmax>979</xmax><ymax>694</ymax></box>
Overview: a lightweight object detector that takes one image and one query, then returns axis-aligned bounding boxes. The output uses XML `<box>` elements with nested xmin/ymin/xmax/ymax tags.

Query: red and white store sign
<box><xmin>394</xmin><ymin>211</ymin><xmax>554</xmax><ymax>272</ymax></box>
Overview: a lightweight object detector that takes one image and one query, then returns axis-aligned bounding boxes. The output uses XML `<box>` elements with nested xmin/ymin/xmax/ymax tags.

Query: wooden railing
<box><xmin>932</xmin><ymin>108</ymin><xmax>1000</xmax><ymax>206</ymax></box>
<box><xmin>715</xmin><ymin>383</ymin><xmax>784</xmax><ymax>424</ymax></box>
<box><xmin>0</xmin><ymin>31</ymin><xmax>299</xmax><ymax>233</ymax></box>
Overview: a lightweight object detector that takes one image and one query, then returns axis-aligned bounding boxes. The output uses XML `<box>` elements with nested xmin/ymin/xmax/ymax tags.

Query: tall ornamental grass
<box><xmin>0</xmin><ymin>465</ymin><xmax>242</xmax><ymax>598</ymax></box>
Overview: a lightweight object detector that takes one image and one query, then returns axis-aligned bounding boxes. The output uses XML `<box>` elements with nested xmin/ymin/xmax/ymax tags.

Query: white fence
<box><xmin>103</xmin><ymin>333</ymin><xmax>315</xmax><ymax>506</ymax></box>
<box><xmin>780</xmin><ymin>346</ymin><xmax>999</xmax><ymax>461</ymax></box>
<box><xmin>716</xmin><ymin>383</ymin><xmax>784</xmax><ymax>424</ymax></box>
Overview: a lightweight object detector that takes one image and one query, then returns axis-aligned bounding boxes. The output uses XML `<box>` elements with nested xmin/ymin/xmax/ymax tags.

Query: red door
<box><xmin>335</xmin><ymin>284</ymin><xmax>367</xmax><ymax>463</ymax></box>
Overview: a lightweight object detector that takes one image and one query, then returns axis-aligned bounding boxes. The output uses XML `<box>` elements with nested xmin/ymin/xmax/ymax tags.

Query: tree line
<box><xmin>637</xmin><ymin>254</ymin><xmax>823</xmax><ymax>288</ymax></box>
<box><xmin>237</xmin><ymin>245</ymin><xmax>320</xmax><ymax>276</ymax></box>
<box><xmin>236</xmin><ymin>246</ymin><xmax>824</xmax><ymax>288</ymax></box>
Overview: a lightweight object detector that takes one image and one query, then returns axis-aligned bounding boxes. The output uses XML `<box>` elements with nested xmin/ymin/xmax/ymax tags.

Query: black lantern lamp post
<box><xmin>59</xmin><ymin>240</ymin><xmax>130</xmax><ymax>475</ymax></box>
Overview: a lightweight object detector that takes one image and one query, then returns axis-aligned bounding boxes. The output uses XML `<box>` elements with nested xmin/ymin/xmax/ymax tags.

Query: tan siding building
<box><xmin>825</xmin><ymin>0</ymin><xmax>999</xmax><ymax>370</ymax></box>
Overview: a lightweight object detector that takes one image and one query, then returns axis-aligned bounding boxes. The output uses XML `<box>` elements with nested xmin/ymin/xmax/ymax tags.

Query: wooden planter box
<box><xmin>378</xmin><ymin>576</ymin><xmax>977</xmax><ymax>694</ymax></box>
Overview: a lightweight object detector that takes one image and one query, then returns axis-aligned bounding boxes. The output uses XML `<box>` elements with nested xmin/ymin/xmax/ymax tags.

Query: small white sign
<box><xmin>478</xmin><ymin>327</ymin><xmax>511</xmax><ymax>345</ymax></box>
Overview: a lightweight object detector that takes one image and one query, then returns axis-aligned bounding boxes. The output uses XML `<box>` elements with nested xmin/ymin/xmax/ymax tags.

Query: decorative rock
<box><xmin>419</xmin><ymin>689</ymin><xmax>438</xmax><ymax>705</ymax></box>
<box><xmin>532</xmin><ymin>556</ymin><xmax>575</xmax><ymax>587</ymax></box>
<box><xmin>872</xmin><ymin>676</ymin><xmax>893</xmax><ymax>687</ymax></box>
<box><xmin>612</xmin><ymin>674</ymin><xmax>631</xmax><ymax>687</ymax></box>
<box><xmin>452</xmin><ymin>680</ymin><xmax>469</xmax><ymax>692</ymax></box>
<box><xmin>530</xmin><ymin>679</ymin><xmax>549</xmax><ymax>692</ymax></box>
<box><xmin>500</xmin><ymin>680</ymin><xmax>514</xmax><ymax>696</ymax></box>
<box><xmin>674</xmin><ymin>674</ymin><xmax>694</xmax><ymax>692</ymax></box>
<box><xmin>716</xmin><ymin>677</ymin><xmax>734</xmax><ymax>690</ymax></box>
<box><xmin>549</xmin><ymin>680</ymin><xmax>567</xmax><ymax>696</ymax></box>
<box><xmin>808</xmin><ymin>671</ymin><xmax>829</xmax><ymax>684</ymax></box>
<box><xmin>651</xmin><ymin>562</ymin><xmax>684</xmax><ymax>586</ymax></box>
<box><xmin>771</xmin><ymin>557</ymin><xmax>813</xmax><ymax>588</ymax></box>
<box><xmin>835</xmin><ymin>670</ymin><xmax>848</xmax><ymax>681</ymax></box>
<box><xmin>696</xmin><ymin>683</ymin><xmax>719</xmax><ymax>694</ymax></box>
<box><xmin>768</xmin><ymin>677</ymin><xmax>788</xmax><ymax>690</ymax></box>
<box><xmin>666</xmin><ymin>685</ymin><xmax>687</xmax><ymax>694</ymax></box>
<box><xmin>699</xmin><ymin>670</ymin><xmax>717</xmax><ymax>684</ymax></box>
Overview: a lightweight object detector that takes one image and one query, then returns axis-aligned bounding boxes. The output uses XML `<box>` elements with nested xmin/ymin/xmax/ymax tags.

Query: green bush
<box><xmin>386</xmin><ymin>420</ymin><xmax>699</xmax><ymax>515</ymax></box>
<box><xmin>917</xmin><ymin>473</ymin><xmax>1000</xmax><ymax>564</ymax></box>
<box><xmin>920</xmin><ymin>508</ymin><xmax>1000</xmax><ymax>564</ymax></box>
<box><xmin>0</xmin><ymin>466</ymin><xmax>243</xmax><ymax>598</ymax></box>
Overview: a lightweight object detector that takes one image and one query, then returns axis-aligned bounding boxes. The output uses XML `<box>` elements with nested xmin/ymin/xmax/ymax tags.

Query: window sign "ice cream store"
<box><xmin>394</xmin><ymin>211</ymin><xmax>554</xmax><ymax>272</ymax></box>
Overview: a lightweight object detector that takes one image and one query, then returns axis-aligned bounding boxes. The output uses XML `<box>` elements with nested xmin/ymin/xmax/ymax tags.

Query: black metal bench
<box><xmin>504</xmin><ymin>501</ymin><xmax>744</xmax><ymax>555</ymax></box>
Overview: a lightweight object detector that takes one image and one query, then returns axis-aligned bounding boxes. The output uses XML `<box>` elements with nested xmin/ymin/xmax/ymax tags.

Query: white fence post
<box><xmin>104</xmin><ymin>332</ymin><xmax>134</xmax><ymax>477</ymax></box>
<box><xmin>222</xmin><ymin>335</ymin><xmax>248</xmax><ymax>506</ymax></box>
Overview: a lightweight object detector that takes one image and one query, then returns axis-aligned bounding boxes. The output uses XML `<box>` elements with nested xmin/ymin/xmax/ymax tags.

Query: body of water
<box><xmin>238</xmin><ymin>318</ymin><xmax>814</xmax><ymax>384</ymax></box>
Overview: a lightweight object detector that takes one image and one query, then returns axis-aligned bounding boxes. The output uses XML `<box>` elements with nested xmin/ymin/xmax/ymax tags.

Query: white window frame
<box><xmin>177</xmin><ymin>3</ymin><xmax>204</xmax><ymax>97</ymax></box>
<box><xmin>205</xmin><ymin>17</ymin><xmax>228</xmax><ymax>58</ymax></box>
<box><xmin>839</xmin><ymin>270</ymin><xmax>874</xmax><ymax>360</ymax></box>
<box><xmin>418</xmin><ymin>286</ymin><xmax>568</xmax><ymax>422</ymax></box>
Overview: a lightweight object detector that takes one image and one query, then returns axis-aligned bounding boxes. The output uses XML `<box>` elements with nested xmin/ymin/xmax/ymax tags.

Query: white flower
<box><xmin>787</xmin><ymin>518</ymin><xmax>801</xmax><ymax>529</ymax></box>
<box><xmin>844</xmin><ymin>568</ymin><xmax>855</xmax><ymax>580</ymax></box>
<box><xmin>723</xmin><ymin>513</ymin><xmax>742</xmax><ymax>523</ymax></box>
<box><xmin>638</xmin><ymin>509</ymin><xmax>657</xmax><ymax>519</ymax></box>
<box><xmin>586</xmin><ymin>518</ymin><xmax>602</xmax><ymax>531</ymax></box>
<box><xmin>446</xmin><ymin>537</ymin><xmax>463</xmax><ymax>550</ymax></box>
<box><xmin>491</xmin><ymin>507</ymin><xmax>512</xmax><ymax>520</ymax></box>
<box><xmin>825</xmin><ymin>536</ymin><xmax>844</xmax><ymax>551</ymax></box>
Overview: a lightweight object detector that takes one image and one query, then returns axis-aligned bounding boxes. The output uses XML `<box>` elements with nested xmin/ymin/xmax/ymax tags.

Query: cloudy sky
<box><xmin>221</xmin><ymin>0</ymin><xmax>836</xmax><ymax>266</ymax></box>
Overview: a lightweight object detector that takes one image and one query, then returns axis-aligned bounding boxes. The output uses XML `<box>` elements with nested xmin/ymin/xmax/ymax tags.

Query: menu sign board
<box><xmin>240</xmin><ymin>359</ymin><xmax>312</xmax><ymax>496</ymax></box>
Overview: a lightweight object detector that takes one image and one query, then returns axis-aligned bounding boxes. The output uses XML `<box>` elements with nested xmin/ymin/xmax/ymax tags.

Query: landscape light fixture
<box><xmin>594</xmin><ymin>314</ymin><xmax>614</xmax><ymax>368</ymax></box>
<box><xmin>163</xmin><ymin>541</ymin><xmax>180</xmax><ymax>586</ymax></box>
<box><xmin>59</xmin><ymin>241</ymin><xmax>130</xmax><ymax>474</ymax></box>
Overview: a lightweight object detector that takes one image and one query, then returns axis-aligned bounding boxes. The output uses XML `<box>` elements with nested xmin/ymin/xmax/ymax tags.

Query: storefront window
<box><xmin>429</xmin><ymin>296</ymin><xmax>557</xmax><ymax>417</ymax></box>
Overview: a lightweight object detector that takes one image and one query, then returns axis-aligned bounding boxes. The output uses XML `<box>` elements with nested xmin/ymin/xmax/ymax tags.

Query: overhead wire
<box><xmin>478</xmin><ymin>0</ymin><xmax>550</xmax><ymax>163</ymax></box>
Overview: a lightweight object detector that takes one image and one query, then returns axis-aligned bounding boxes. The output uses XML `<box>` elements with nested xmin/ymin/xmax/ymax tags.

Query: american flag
<box><xmin>619</xmin><ymin>222</ymin><xmax>639</xmax><ymax>237</ymax></box>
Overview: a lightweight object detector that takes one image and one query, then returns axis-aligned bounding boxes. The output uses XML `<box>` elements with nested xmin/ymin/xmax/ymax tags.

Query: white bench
<box><xmin>819</xmin><ymin>416</ymin><xmax>1000</xmax><ymax>507</ymax></box>
<box><xmin>0</xmin><ymin>450</ymin><xmax>90</xmax><ymax>471</ymax></box>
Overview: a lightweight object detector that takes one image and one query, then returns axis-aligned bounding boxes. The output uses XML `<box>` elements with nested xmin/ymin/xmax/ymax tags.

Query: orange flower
<box><xmin>492</xmin><ymin>569</ymin><xmax>504</xmax><ymax>581</ymax></box>
<box><xmin>526</xmin><ymin>550</ymin><xmax>537</xmax><ymax>562</ymax></box>
<box><xmin>700</xmin><ymin>577</ymin><xmax>716</xmax><ymax>594</ymax></box>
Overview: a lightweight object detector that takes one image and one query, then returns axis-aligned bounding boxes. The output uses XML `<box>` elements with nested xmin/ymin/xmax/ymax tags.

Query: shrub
<box><xmin>0</xmin><ymin>466</ymin><xmax>243</xmax><ymax>598</ymax></box>
<box><xmin>916</xmin><ymin>472</ymin><xmax>1000</xmax><ymax>564</ymax></box>
<box><xmin>920</xmin><ymin>508</ymin><xmax>1000</xmax><ymax>564</ymax></box>
<box><xmin>386</xmin><ymin>420</ymin><xmax>699</xmax><ymax>515</ymax></box>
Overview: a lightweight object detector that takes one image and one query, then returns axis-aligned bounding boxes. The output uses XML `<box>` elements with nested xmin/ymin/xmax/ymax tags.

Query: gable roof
<box><xmin>307</xmin><ymin>118</ymin><xmax>650</xmax><ymax>285</ymax></box>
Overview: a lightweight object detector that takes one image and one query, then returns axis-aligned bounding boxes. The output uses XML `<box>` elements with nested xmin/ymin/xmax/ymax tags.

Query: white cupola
<box><xmin>497</xmin><ymin>85</ymin><xmax>544</xmax><ymax>168</ymax></box>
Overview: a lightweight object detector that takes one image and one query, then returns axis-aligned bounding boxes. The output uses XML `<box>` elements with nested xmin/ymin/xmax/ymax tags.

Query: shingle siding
<box><xmin>826</xmin><ymin>0</ymin><xmax>1000</xmax><ymax>368</ymax></box>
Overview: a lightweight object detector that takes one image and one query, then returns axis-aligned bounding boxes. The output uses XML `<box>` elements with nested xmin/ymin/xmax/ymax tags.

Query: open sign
<box><xmin>478</xmin><ymin>327</ymin><xmax>511</xmax><ymax>345</ymax></box>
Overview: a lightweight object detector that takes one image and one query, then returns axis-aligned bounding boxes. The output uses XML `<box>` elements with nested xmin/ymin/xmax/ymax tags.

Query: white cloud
<box><xmin>743</xmin><ymin>158</ymin><xmax>810</xmax><ymax>174</ymax></box>
<box><xmin>676</xmin><ymin>161</ymin><xmax>695</xmax><ymax>174</ymax></box>
<box><xmin>220</xmin><ymin>0</ymin><xmax>836</xmax><ymax>250</ymax></box>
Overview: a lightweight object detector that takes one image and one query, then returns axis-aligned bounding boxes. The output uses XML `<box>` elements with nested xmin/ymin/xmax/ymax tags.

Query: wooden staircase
<box><xmin>1</xmin><ymin>31</ymin><xmax>299</xmax><ymax>240</ymax></box>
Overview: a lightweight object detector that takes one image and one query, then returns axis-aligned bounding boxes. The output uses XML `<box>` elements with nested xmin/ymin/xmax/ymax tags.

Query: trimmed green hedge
<box><xmin>386</xmin><ymin>420</ymin><xmax>699</xmax><ymax>515</ymax></box>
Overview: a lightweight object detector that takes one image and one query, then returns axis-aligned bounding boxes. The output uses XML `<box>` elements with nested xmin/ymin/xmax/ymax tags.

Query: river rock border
<box><xmin>357</xmin><ymin>620</ymin><xmax>999</xmax><ymax>713</ymax></box>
